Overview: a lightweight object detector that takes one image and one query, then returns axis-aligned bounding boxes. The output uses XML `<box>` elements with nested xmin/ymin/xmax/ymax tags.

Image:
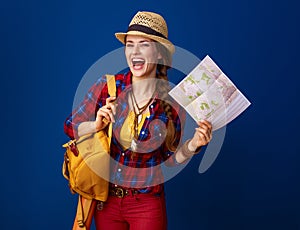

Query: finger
<box><xmin>201</xmin><ymin>128</ymin><xmax>212</xmax><ymax>142</ymax></box>
<box><xmin>197</xmin><ymin>120</ymin><xmax>212</xmax><ymax>130</ymax></box>
<box><xmin>209</xmin><ymin>131</ymin><xmax>213</xmax><ymax>141</ymax></box>
<box><xmin>100</xmin><ymin>107</ymin><xmax>115</xmax><ymax>123</ymax></box>
<box><xmin>195</xmin><ymin>127</ymin><xmax>210</xmax><ymax>144</ymax></box>
<box><xmin>99</xmin><ymin>108</ymin><xmax>113</xmax><ymax>121</ymax></box>
<box><xmin>106</xmin><ymin>97</ymin><xmax>117</xmax><ymax>115</ymax></box>
<box><xmin>196</xmin><ymin>132</ymin><xmax>209</xmax><ymax>146</ymax></box>
<box><xmin>97</xmin><ymin>109</ymin><xmax>111</xmax><ymax>123</ymax></box>
<box><xmin>199</xmin><ymin>121</ymin><xmax>213</xmax><ymax>137</ymax></box>
<box><xmin>196</xmin><ymin>125</ymin><xmax>211</xmax><ymax>136</ymax></box>
<box><xmin>110</xmin><ymin>103</ymin><xmax>118</xmax><ymax>116</ymax></box>
<box><xmin>106</xmin><ymin>96</ymin><xmax>116</xmax><ymax>105</ymax></box>
<box><xmin>97</xmin><ymin>107</ymin><xmax>113</xmax><ymax>120</ymax></box>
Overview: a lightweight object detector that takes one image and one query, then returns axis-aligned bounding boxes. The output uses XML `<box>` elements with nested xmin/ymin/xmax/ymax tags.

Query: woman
<box><xmin>64</xmin><ymin>11</ymin><xmax>212</xmax><ymax>230</ymax></box>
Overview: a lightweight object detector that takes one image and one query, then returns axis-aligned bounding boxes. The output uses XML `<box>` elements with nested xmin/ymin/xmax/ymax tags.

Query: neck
<box><xmin>132</xmin><ymin>77</ymin><xmax>156</xmax><ymax>99</ymax></box>
<box><xmin>129</xmin><ymin>77</ymin><xmax>156</xmax><ymax>114</ymax></box>
<box><xmin>132</xmin><ymin>65</ymin><xmax>156</xmax><ymax>88</ymax></box>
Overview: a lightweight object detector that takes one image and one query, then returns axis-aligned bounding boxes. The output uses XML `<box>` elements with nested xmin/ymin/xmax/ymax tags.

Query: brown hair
<box><xmin>155</xmin><ymin>43</ymin><xmax>178</xmax><ymax>152</ymax></box>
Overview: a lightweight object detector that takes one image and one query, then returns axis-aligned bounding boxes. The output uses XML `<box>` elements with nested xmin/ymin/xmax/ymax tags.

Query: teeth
<box><xmin>132</xmin><ymin>58</ymin><xmax>144</xmax><ymax>62</ymax></box>
<box><xmin>132</xmin><ymin>58</ymin><xmax>145</xmax><ymax>66</ymax></box>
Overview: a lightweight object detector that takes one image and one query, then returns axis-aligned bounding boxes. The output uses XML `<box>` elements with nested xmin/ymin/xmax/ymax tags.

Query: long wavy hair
<box><xmin>155</xmin><ymin>42</ymin><xmax>178</xmax><ymax>152</ymax></box>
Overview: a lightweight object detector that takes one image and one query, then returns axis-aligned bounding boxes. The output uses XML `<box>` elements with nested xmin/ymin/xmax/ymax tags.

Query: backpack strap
<box><xmin>105</xmin><ymin>74</ymin><xmax>116</xmax><ymax>145</ymax></box>
<box><xmin>106</xmin><ymin>74</ymin><xmax>116</xmax><ymax>97</ymax></box>
<box><xmin>72</xmin><ymin>195</ymin><xmax>96</xmax><ymax>230</ymax></box>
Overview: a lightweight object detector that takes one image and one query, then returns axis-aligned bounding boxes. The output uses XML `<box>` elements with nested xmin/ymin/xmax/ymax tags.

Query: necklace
<box><xmin>129</xmin><ymin>89</ymin><xmax>155</xmax><ymax>151</ymax></box>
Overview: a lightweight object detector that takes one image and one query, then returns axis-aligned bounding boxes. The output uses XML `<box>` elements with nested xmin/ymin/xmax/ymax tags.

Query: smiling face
<box><xmin>125</xmin><ymin>35</ymin><xmax>162</xmax><ymax>81</ymax></box>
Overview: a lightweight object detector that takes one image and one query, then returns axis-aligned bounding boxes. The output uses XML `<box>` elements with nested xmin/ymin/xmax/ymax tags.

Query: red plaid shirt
<box><xmin>64</xmin><ymin>71</ymin><xmax>185</xmax><ymax>195</ymax></box>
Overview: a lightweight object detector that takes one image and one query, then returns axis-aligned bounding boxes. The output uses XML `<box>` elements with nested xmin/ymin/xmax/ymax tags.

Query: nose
<box><xmin>132</xmin><ymin>44</ymin><xmax>141</xmax><ymax>55</ymax></box>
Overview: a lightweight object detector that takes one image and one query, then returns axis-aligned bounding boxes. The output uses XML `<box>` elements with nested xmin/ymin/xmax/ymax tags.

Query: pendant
<box><xmin>131</xmin><ymin>139</ymin><xmax>137</xmax><ymax>151</ymax></box>
<box><xmin>137</xmin><ymin>114</ymin><xmax>142</xmax><ymax>124</ymax></box>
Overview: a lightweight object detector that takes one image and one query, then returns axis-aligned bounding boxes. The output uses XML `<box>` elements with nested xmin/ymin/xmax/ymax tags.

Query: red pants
<box><xmin>94</xmin><ymin>193</ymin><xmax>167</xmax><ymax>230</ymax></box>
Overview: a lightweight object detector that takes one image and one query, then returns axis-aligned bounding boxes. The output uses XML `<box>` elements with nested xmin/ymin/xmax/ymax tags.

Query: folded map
<box><xmin>168</xmin><ymin>55</ymin><xmax>251</xmax><ymax>131</ymax></box>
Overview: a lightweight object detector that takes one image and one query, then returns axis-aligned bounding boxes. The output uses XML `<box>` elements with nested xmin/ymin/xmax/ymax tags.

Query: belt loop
<box><xmin>132</xmin><ymin>189</ymin><xmax>140</xmax><ymax>200</ymax></box>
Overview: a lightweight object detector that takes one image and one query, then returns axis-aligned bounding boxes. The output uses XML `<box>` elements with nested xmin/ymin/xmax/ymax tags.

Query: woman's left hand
<box><xmin>189</xmin><ymin>120</ymin><xmax>213</xmax><ymax>151</ymax></box>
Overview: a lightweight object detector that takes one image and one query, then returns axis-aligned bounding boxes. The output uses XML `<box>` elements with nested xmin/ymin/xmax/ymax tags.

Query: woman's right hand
<box><xmin>95</xmin><ymin>97</ymin><xmax>117</xmax><ymax>131</ymax></box>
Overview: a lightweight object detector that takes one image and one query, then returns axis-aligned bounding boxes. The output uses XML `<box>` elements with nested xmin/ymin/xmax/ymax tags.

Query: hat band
<box><xmin>127</xmin><ymin>24</ymin><xmax>167</xmax><ymax>39</ymax></box>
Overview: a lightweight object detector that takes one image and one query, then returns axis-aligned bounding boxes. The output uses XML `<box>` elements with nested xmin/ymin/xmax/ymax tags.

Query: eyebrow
<box><xmin>126</xmin><ymin>40</ymin><xmax>152</xmax><ymax>43</ymax></box>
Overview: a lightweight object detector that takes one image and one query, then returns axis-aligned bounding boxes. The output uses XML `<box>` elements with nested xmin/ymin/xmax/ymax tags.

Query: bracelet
<box><xmin>181</xmin><ymin>139</ymin><xmax>201</xmax><ymax>158</ymax></box>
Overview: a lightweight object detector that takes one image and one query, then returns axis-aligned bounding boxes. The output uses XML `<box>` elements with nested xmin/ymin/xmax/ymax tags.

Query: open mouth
<box><xmin>132</xmin><ymin>58</ymin><xmax>145</xmax><ymax>70</ymax></box>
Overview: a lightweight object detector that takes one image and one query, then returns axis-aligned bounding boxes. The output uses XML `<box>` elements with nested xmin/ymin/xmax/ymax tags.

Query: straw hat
<box><xmin>115</xmin><ymin>11</ymin><xmax>175</xmax><ymax>55</ymax></box>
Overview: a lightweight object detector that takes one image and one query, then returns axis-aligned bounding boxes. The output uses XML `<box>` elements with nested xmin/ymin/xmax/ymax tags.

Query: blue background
<box><xmin>1</xmin><ymin>0</ymin><xmax>300</xmax><ymax>229</ymax></box>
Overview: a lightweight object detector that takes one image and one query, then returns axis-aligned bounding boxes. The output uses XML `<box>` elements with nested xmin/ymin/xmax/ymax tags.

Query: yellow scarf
<box><xmin>119</xmin><ymin>111</ymin><xmax>150</xmax><ymax>150</ymax></box>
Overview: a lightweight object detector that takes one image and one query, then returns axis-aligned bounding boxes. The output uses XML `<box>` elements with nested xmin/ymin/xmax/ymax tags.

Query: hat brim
<box><xmin>115</xmin><ymin>31</ymin><xmax>175</xmax><ymax>54</ymax></box>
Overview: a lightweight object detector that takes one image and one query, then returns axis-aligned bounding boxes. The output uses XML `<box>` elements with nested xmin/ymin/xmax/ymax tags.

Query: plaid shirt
<box><xmin>64</xmin><ymin>71</ymin><xmax>185</xmax><ymax>195</ymax></box>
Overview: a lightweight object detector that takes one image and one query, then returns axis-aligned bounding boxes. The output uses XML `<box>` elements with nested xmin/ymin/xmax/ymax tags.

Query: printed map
<box><xmin>169</xmin><ymin>55</ymin><xmax>251</xmax><ymax>130</ymax></box>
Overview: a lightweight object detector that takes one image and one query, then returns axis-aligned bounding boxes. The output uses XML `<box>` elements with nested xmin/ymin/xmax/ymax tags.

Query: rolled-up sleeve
<box><xmin>64</xmin><ymin>76</ymin><xmax>108</xmax><ymax>139</ymax></box>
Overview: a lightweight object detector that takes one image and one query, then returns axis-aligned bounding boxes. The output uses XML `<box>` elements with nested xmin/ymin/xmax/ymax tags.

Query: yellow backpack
<box><xmin>62</xmin><ymin>74</ymin><xmax>116</xmax><ymax>229</ymax></box>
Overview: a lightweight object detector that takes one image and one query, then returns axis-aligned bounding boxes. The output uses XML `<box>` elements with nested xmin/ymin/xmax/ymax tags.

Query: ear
<box><xmin>157</xmin><ymin>51</ymin><xmax>162</xmax><ymax>60</ymax></box>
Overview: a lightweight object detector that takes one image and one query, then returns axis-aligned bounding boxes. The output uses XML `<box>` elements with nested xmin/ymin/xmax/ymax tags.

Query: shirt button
<box><xmin>141</xmin><ymin>131</ymin><xmax>145</xmax><ymax>135</ymax></box>
<box><xmin>150</xmin><ymin>105</ymin><xmax>154</xmax><ymax>108</ymax></box>
<box><xmin>159</xmin><ymin>133</ymin><xmax>162</xmax><ymax>136</ymax></box>
<box><xmin>122</xmin><ymin>152</ymin><xmax>125</xmax><ymax>156</ymax></box>
<box><xmin>118</xmin><ymin>168</ymin><xmax>122</xmax><ymax>172</ymax></box>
